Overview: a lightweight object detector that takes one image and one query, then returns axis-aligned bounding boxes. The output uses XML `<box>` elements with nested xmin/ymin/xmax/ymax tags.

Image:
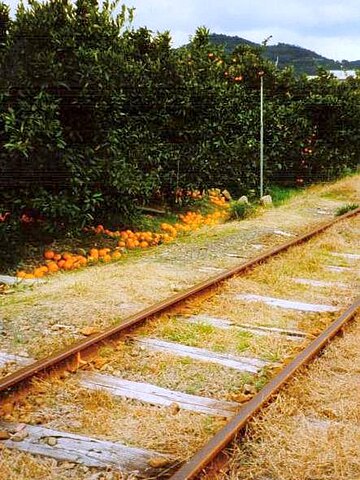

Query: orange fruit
<box><xmin>63</xmin><ymin>260</ymin><xmax>74</xmax><ymax>270</ymax></box>
<box><xmin>102</xmin><ymin>254</ymin><xmax>112</xmax><ymax>262</ymax></box>
<box><xmin>77</xmin><ymin>256</ymin><xmax>87</xmax><ymax>266</ymax></box>
<box><xmin>89</xmin><ymin>248</ymin><xmax>99</xmax><ymax>258</ymax></box>
<box><xmin>99</xmin><ymin>248</ymin><xmax>110</xmax><ymax>257</ymax></box>
<box><xmin>47</xmin><ymin>262</ymin><xmax>59</xmax><ymax>273</ymax></box>
<box><xmin>111</xmin><ymin>251</ymin><xmax>122</xmax><ymax>260</ymax></box>
<box><xmin>94</xmin><ymin>224</ymin><xmax>104</xmax><ymax>234</ymax></box>
<box><xmin>62</xmin><ymin>252</ymin><xmax>73</xmax><ymax>260</ymax></box>
<box><xmin>24</xmin><ymin>273</ymin><xmax>35</xmax><ymax>279</ymax></box>
<box><xmin>53</xmin><ymin>253</ymin><xmax>62</xmax><ymax>261</ymax></box>
<box><xmin>34</xmin><ymin>268</ymin><xmax>45</xmax><ymax>278</ymax></box>
<box><xmin>44</xmin><ymin>250</ymin><xmax>55</xmax><ymax>260</ymax></box>
<box><xmin>16</xmin><ymin>270</ymin><xmax>27</xmax><ymax>278</ymax></box>
<box><xmin>139</xmin><ymin>241</ymin><xmax>149</xmax><ymax>248</ymax></box>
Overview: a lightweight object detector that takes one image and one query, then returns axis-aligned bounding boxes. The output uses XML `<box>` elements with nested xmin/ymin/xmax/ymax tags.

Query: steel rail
<box><xmin>0</xmin><ymin>207</ymin><xmax>359</xmax><ymax>396</ymax></box>
<box><xmin>170</xmin><ymin>296</ymin><xmax>360</xmax><ymax>480</ymax></box>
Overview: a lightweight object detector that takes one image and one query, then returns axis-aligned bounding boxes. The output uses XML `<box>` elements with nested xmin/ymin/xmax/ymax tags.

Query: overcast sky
<box><xmin>6</xmin><ymin>0</ymin><xmax>360</xmax><ymax>61</ymax></box>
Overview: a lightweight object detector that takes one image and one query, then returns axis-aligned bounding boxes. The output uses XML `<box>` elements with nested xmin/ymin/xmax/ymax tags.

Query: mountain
<box><xmin>208</xmin><ymin>33</ymin><xmax>360</xmax><ymax>75</ymax></box>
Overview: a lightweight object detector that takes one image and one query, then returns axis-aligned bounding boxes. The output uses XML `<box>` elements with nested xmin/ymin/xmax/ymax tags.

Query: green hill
<box><xmin>208</xmin><ymin>33</ymin><xmax>360</xmax><ymax>75</ymax></box>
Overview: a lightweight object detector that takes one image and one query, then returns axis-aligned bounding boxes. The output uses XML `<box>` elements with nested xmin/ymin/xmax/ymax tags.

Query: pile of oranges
<box><xmin>16</xmin><ymin>191</ymin><xmax>230</xmax><ymax>279</ymax></box>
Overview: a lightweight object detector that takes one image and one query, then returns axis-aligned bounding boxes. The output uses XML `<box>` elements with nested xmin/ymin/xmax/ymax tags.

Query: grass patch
<box><xmin>267</xmin><ymin>185</ymin><xmax>301</xmax><ymax>206</ymax></box>
<box><xmin>228</xmin><ymin>201</ymin><xmax>255</xmax><ymax>220</ymax></box>
<box><xmin>138</xmin><ymin>316</ymin><xmax>298</xmax><ymax>363</ymax></box>
<box><xmin>335</xmin><ymin>203</ymin><xmax>359</xmax><ymax>216</ymax></box>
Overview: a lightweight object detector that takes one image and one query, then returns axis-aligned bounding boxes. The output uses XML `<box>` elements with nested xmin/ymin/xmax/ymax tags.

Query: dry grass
<box><xmin>221</xmin><ymin>316</ymin><xmax>360</xmax><ymax>480</ymax></box>
<box><xmin>0</xmin><ymin>261</ymin><xmax>203</xmax><ymax>359</ymax></box>
<box><xmin>8</xmin><ymin>377</ymin><xmax>227</xmax><ymax>461</ymax></box>
<box><xmin>138</xmin><ymin>316</ymin><xmax>300</xmax><ymax>362</ymax></box>
<box><xmin>97</xmin><ymin>342</ymin><xmax>261</xmax><ymax>400</ymax></box>
<box><xmin>319</xmin><ymin>175</ymin><xmax>360</xmax><ymax>202</ymax></box>
<box><xmin>192</xmin><ymin>217</ymin><xmax>359</xmax><ymax>337</ymax></box>
<box><xmin>0</xmin><ymin>449</ymin><xmax>130</xmax><ymax>480</ymax></box>
<box><xmin>1</xmin><ymin>175</ymin><xmax>359</xmax><ymax>361</ymax></box>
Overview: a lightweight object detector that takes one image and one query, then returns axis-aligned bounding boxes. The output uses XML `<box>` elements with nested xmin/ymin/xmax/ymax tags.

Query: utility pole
<box><xmin>259</xmin><ymin>36</ymin><xmax>271</xmax><ymax>199</ymax></box>
<box><xmin>259</xmin><ymin>71</ymin><xmax>264</xmax><ymax>198</ymax></box>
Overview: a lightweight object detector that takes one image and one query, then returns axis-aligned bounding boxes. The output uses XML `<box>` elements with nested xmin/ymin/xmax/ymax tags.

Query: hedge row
<box><xmin>0</xmin><ymin>0</ymin><xmax>359</xmax><ymax>233</ymax></box>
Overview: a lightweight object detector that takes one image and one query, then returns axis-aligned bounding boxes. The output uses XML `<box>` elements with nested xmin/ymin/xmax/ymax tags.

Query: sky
<box><xmin>6</xmin><ymin>0</ymin><xmax>360</xmax><ymax>61</ymax></box>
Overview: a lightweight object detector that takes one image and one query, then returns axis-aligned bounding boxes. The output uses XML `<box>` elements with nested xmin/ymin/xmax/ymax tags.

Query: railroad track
<box><xmin>0</xmin><ymin>208</ymin><xmax>359</xmax><ymax>479</ymax></box>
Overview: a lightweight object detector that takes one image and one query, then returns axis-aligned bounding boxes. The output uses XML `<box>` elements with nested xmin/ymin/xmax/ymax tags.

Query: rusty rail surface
<box><xmin>0</xmin><ymin>207</ymin><xmax>359</xmax><ymax>397</ymax></box>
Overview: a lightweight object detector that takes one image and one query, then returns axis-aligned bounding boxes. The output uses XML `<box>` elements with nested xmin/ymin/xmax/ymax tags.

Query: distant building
<box><xmin>329</xmin><ymin>70</ymin><xmax>357</xmax><ymax>80</ymax></box>
<box><xmin>307</xmin><ymin>70</ymin><xmax>357</xmax><ymax>81</ymax></box>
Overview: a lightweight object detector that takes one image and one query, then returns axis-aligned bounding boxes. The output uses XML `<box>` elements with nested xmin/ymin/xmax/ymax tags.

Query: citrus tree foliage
<box><xmin>0</xmin><ymin>0</ymin><xmax>359</xmax><ymax>239</ymax></box>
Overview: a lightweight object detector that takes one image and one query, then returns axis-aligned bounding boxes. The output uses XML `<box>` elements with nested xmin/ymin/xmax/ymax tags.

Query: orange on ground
<box><xmin>111</xmin><ymin>251</ymin><xmax>122</xmax><ymax>260</ymax></box>
<box><xmin>47</xmin><ymin>262</ymin><xmax>59</xmax><ymax>273</ymax></box>
<box><xmin>44</xmin><ymin>250</ymin><xmax>55</xmax><ymax>260</ymax></box>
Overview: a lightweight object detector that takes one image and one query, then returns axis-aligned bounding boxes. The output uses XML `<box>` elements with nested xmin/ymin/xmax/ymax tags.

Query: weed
<box><xmin>229</xmin><ymin>201</ymin><xmax>255</xmax><ymax>220</ymax></box>
<box><xmin>335</xmin><ymin>203</ymin><xmax>359</xmax><ymax>216</ymax></box>
<box><xmin>159</xmin><ymin>322</ymin><xmax>215</xmax><ymax>346</ymax></box>
<box><xmin>267</xmin><ymin>185</ymin><xmax>300</xmax><ymax>206</ymax></box>
<box><xmin>236</xmin><ymin>331</ymin><xmax>253</xmax><ymax>352</ymax></box>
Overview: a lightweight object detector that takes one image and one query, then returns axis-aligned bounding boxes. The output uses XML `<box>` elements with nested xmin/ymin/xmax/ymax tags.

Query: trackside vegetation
<box><xmin>0</xmin><ymin>0</ymin><xmax>359</xmax><ymax>268</ymax></box>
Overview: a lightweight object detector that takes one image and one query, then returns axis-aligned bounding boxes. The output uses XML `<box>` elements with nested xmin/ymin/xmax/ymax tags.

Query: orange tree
<box><xmin>158</xmin><ymin>30</ymin><xmax>276</xmax><ymax>198</ymax></box>
<box><xmin>0</xmin><ymin>1</ymin><xmax>359</xmax><ymax>270</ymax></box>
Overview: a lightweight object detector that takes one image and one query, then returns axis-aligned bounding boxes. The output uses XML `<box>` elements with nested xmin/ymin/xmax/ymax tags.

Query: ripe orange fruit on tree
<box><xmin>94</xmin><ymin>225</ymin><xmax>104</xmax><ymax>234</ymax></box>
